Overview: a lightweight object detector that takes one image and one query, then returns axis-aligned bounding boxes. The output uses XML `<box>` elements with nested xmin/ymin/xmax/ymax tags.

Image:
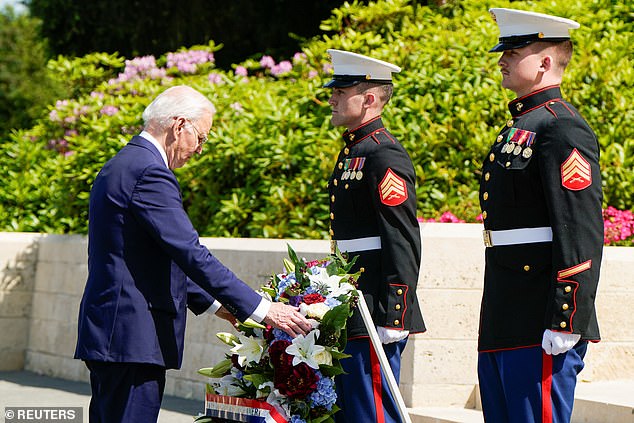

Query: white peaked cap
<box><xmin>489</xmin><ymin>8</ymin><xmax>580</xmax><ymax>52</ymax></box>
<box><xmin>323</xmin><ymin>49</ymin><xmax>401</xmax><ymax>88</ymax></box>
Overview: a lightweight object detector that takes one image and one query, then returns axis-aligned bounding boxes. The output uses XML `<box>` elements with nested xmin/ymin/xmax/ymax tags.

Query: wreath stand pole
<box><xmin>356</xmin><ymin>291</ymin><xmax>412</xmax><ymax>423</ymax></box>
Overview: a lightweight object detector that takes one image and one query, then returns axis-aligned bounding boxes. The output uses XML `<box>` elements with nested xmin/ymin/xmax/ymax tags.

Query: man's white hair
<box><xmin>142</xmin><ymin>85</ymin><xmax>216</xmax><ymax>129</ymax></box>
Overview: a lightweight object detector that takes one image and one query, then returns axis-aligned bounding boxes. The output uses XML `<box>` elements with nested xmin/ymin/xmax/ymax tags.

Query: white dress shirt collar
<box><xmin>139</xmin><ymin>130</ymin><xmax>168</xmax><ymax>168</ymax></box>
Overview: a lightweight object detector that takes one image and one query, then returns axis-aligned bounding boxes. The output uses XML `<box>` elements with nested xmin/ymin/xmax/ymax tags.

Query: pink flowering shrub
<box><xmin>418</xmin><ymin>211</ymin><xmax>464</xmax><ymax>223</ymax></box>
<box><xmin>166</xmin><ymin>50</ymin><xmax>215</xmax><ymax>74</ymax></box>
<box><xmin>108</xmin><ymin>56</ymin><xmax>167</xmax><ymax>84</ymax></box>
<box><xmin>603</xmin><ymin>206</ymin><xmax>634</xmax><ymax>245</ymax></box>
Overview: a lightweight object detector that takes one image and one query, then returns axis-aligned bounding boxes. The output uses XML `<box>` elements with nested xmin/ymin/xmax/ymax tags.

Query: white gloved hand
<box><xmin>376</xmin><ymin>326</ymin><xmax>409</xmax><ymax>344</ymax></box>
<box><xmin>541</xmin><ymin>329</ymin><xmax>581</xmax><ymax>355</ymax></box>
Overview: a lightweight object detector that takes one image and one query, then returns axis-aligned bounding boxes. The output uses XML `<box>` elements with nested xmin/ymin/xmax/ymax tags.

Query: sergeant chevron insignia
<box><xmin>561</xmin><ymin>148</ymin><xmax>592</xmax><ymax>191</ymax></box>
<box><xmin>379</xmin><ymin>168</ymin><xmax>408</xmax><ymax>206</ymax></box>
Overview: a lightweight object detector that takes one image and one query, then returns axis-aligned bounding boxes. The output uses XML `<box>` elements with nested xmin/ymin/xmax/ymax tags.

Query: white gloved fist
<box><xmin>541</xmin><ymin>329</ymin><xmax>581</xmax><ymax>355</ymax></box>
<box><xmin>376</xmin><ymin>326</ymin><xmax>409</xmax><ymax>344</ymax></box>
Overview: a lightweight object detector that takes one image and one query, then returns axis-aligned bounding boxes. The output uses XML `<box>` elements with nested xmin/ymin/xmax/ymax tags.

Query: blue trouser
<box><xmin>335</xmin><ymin>337</ymin><xmax>408</xmax><ymax>423</ymax></box>
<box><xmin>86</xmin><ymin>361</ymin><xmax>166</xmax><ymax>423</ymax></box>
<box><xmin>478</xmin><ymin>342</ymin><xmax>587</xmax><ymax>423</ymax></box>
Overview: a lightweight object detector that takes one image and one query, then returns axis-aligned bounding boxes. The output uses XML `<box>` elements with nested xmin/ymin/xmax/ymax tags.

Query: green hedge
<box><xmin>0</xmin><ymin>0</ymin><xmax>632</xmax><ymax>240</ymax></box>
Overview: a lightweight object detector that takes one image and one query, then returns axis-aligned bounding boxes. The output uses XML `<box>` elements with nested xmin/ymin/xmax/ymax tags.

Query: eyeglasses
<box><xmin>185</xmin><ymin>119</ymin><xmax>208</xmax><ymax>147</ymax></box>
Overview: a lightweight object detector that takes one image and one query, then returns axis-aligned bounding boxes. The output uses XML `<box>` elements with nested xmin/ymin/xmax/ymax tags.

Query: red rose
<box><xmin>303</xmin><ymin>293</ymin><xmax>326</xmax><ymax>304</ymax></box>
<box><xmin>277</xmin><ymin>362</ymin><xmax>319</xmax><ymax>399</ymax></box>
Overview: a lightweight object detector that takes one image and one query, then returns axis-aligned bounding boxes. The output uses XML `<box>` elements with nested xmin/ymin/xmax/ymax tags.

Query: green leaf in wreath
<box><xmin>318</xmin><ymin>362</ymin><xmax>346</xmax><ymax>377</ymax></box>
<box><xmin>216</xmin><ymin>332</ymin><xmax>239</xmax><ymax>346</ymax></box>
<box><xmin>243</xmin><ymin>373</ymin><xmax>269</xmax><ymax>389</ymax></box>
<box><xmin>198</xmin><ymin>358</ymin><xmax>232</xmax><ymax>378</ymax></box>
<box><xmin>329</xmin><ymin>349</ymin><xmax>351</xmax><ymax>360</ymax></box>
<box><xmin>320</xmin><ymin>303</ymin><xmax>350</xmax><ymax>330</ymax></box>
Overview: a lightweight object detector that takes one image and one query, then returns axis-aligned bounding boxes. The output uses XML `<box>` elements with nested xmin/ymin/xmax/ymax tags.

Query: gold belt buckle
<box><xmin>483</xmin><ymin>230</ymin><xmax>493</xmax><ymax>248</ymax></box>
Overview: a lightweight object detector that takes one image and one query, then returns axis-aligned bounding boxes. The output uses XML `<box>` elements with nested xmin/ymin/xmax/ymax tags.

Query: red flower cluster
<box><xmin>269</xmin><ymin>340</ymin><xmax>319</xmax><ymax>399</ymax></box>
<box><xmin>303</xmin><ymin>293</ymin><xmax>326</xmax><ymax>304</ymax></box>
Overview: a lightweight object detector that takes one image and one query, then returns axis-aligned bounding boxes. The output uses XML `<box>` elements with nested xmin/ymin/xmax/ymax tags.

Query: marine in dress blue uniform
<box><xmin>477</xmin><ymin>9</ymin><xmax>603</xmax><ymax>423</ymax></box>
<box><xmin>323</xmin><ymin>49</ymin><xmax>426</xmax><ymax>423</ymax></box>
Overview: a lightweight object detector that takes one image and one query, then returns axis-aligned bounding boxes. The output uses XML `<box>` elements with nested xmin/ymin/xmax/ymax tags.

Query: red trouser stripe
<box><xmin>369</xmin><ymin>345</ymin><xmax>385</xmax><ymax>423</ymax></box>
<box><xmin>541</xmin><ymin>352</ymin><xmax>553</xmax><ymax>423</ymax></box>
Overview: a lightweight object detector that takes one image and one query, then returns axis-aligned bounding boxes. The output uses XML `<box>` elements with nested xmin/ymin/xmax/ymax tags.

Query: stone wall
<box><xmin>0</xmin><ymin>225</ymin><xmax>632</xmax><ymax>408</ymax></box>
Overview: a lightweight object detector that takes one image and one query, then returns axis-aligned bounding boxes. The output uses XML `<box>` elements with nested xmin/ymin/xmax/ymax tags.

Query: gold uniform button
<box><xmin>489</xmin><ymin>153</ymin><xmax>495</xmax><ymax>162</ymax></box>
<box><xmin>505</xmin><ymin>161</ymin><xmax>511</xmax><ymax>167</ymax></box>
<box><xmin>523</xmin><ymin>265</ymin><xmax>530</xmax><ymax>272</ymax></box>
<box><xmin>560</xmin><ymin>322</ymin><xmax>567</xmax><ymax>329</ymax></box>
<box><xmin>482</xmin><ymin>211</ymin><xmax>488</xmax><ymax>220</ymax></box>
<box><xmin>496</xmin><ymin>135</ymin><xmax>503</xmax><ymax>143</ymax></box>
<box><xmin>338</xmin><ymin>162</ymin><xmax>343</xmax><ymax>169</ymax></box>
<box><xmin>344</xmin><ymin>147</ymin><xmax>350</xmax><ymax>155</ymax></box>
<box><xmin>345</xmin><ymin>184</ymin><xmax>349</xmax><ymax>189</ymax></box>
<box><xmin>483</xmin><ymin>192</ymin><xmax>489</xmax><ymax>201</ymax></box>
<box><xmin>395</xmin><ymin>304</ymin><xmax>401</xmax><ymax>311</ymax></box>
<box><xmin>333</xmin><ymin>179</ymin><xmax>338</xmax><ymax>186</ymax></box>
<box><xmin>393</xmin><ymin>320</ymin><xmax>400</xmax><ymax>326</ymax></box>
<box><xmin>485</xmin><ymin>172</ymin><xmax>490</xmax><ymax>181</ymax></box>
<box><xmin>396</xmin><ymin>289</ymin><xmax>403</xmax><ymax>295</ymax></box>
<box><xmin>331</xmin><ymin>195</ymin><xmax>335</xmax><ymax>202</ymax></box>
<box><xmin>329</xmin><ymin>229</ymin><xmax>334</xmax><ymax>236</ymax></box>
<box><xmin>360</xmin><ymin>267</ymin><xmax>365</xmax><ymax>273</ymax></box>
<box><xmin>507</xmin><ymin>119</ymin><xmax>514</xmax><ymax>127</ymax></box>
<box><xmin>562</xmin><ymin>303</ymin><xmax>569</xmax><ymax>311</ymax></box>
<box><xmin>330</xmin><ymin>213</ymin><xmax>334</xmax><ymax>220</ymax></box>
<box><xmin>565</xmin><ymin>286</ymin><xmax>572</xmax><ymax>293</ymax></box>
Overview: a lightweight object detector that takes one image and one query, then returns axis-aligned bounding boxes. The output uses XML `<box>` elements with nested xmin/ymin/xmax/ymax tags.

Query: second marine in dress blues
<box><xmin>329</xmin><ymin>116</ymin><xmax>426</xmax><ymax>340</ymax></box>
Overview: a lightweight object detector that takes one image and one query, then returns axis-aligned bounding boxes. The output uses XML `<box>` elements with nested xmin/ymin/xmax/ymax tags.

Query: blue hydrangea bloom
<box><xmin>310</xmin><ymin>372</ymin><xmax>337</xmax><ymax>410</ymax></box>
<box><xmin>325</xmin><ymin>297</ymin><xmax>342</xmax><ymax>307</ymax></box>
<box><xmin>276</xmin><ymin>273</ymin><xmax>297</xmax><ymax>300</ymax></box>
<box><xmin>304</xmin><ymin>285</ymin><xmax>318</xmax><ymax>294</ymax></box>
<box><xmin>272</xmin><ymin>329</ymin><xmax>293</xmax><ymax>343</ymax></box>
<box><xmin>290</xmin><ymin>416</ymin><xmax>306</xmax><ymax>423</ymax></box>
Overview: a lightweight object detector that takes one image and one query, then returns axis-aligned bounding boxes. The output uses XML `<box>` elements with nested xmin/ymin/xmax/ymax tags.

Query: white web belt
<box><xmin>333</xmin><ymin>236</ymin><xmax>382</xmax><ymax>252</ymax></box>
<box><xmin>483</xmin><ymin>227</ymin><xmax>553</xmax><ymax>247</ymax></box>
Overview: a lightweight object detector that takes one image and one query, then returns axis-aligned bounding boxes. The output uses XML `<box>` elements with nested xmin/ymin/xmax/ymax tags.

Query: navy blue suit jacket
<box><xmin>75</xmin><ymin>136</ymin><xmax>262</xmax><ymax>369</ymax></box>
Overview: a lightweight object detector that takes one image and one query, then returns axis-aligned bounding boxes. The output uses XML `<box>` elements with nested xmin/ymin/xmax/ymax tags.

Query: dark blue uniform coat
<box><xmin>478</xmin><ymin>86</ymin><xmax>603</xmax><ymax>352</ymax></box>
<box><xmin>328</xmin><ymin>117</ymin><xmax>426</xmax><ymax>339</ymax></box>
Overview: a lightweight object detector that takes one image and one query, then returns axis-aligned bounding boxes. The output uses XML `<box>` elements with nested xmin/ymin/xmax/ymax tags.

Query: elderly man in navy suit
<box><xmin>75</xmin><ymin>85</ymin><xmax>311</xmax><ymax>423</ymax></box>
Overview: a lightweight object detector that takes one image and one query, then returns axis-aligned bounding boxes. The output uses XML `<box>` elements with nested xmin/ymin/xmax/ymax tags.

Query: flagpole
<box><xmin>356</xmin><ymin>290</ymin><xmax>412</xmax><ymax>423</ymax></box>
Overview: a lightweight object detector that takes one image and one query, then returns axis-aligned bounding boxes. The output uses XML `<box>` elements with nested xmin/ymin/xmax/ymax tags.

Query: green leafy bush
<box><xmin>0</xmin><ymin>0</ymin><xmax>632</xmax><ymax>245</ymax></box>
<box><xmin>0</xmin><ymin>9</ymin><xmax>64</xmax><ymax>134</ymax></box>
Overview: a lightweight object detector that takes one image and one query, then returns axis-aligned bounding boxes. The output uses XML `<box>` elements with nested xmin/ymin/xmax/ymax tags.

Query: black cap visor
<box><xmin>323</xmin><ymin>74</ymin><xmax>392</xmax><ymax>88</ymax></box>
<box><xmin>489</xmin><ymin>33</ymin><xmax>570</xmax><ymax>52</ymax></box>
<box><xmin>489</xmin><ymin>39</ymin><xmax>535</xmax><ymax>52</ymax></box>
<box><xmin>323</xmin><ymin>78</ymin><xmax>362</xmax><ymax>88</ymax></box>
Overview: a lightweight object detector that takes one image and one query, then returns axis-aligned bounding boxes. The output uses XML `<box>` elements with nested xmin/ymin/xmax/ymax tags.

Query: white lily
<box><xmin>285</xmin><ymin>329</ymin><xmax>325</xmax><ymax>369</ymax></box>
<box><xmin>308</xmin><ymin>267</ymin><xmax>344</xmax><ymax>294</ymax></box>
<box><xmin>230</xmin><ymin>333</ymin><xmax>266</xmax><ymax>367</ymax></box>
<box><xmin>327</xmin><ymin>281</ymin><xmax>355</xmax><ymax>300</ymax></box>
